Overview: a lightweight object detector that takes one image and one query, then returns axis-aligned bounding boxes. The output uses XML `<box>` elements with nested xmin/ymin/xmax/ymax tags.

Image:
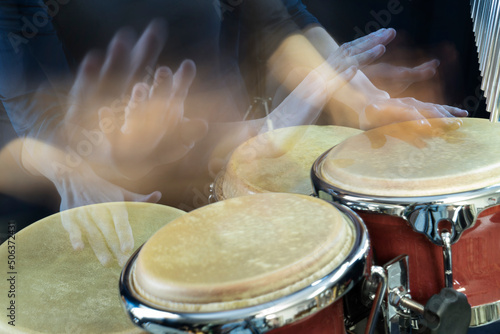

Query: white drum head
<box><xmin>0</xmin><ymin>202</ymin><xmax>184</xmax><ymax>334</ymax></box>
<box><xmin>319</xmin><ymin>118</ymin><xmax>500</xmax><ymax>197</ymax></box>
<box><xmin>221</xmin><ymin>125</ymin><xmax>362</xmax><ymax>199</ymax></box>
<box><xmin>132</xmin><ymin>193</ymin><xmax>355</xmax><ymax>312</ymax></box>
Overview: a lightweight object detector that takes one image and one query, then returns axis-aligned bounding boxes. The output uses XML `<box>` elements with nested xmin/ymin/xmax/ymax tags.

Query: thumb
<box><xmin>123</xmin><ymin>190</ymin><xmax>162</xmax><ymax>203</ymax></box>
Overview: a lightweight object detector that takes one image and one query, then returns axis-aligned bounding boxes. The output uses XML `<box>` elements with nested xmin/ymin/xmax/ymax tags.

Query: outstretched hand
<box><xmin>362</xmin><ymin>59</ymin><xmax>440</xmax><ymax>96</ymax></box>
<box><xmin>359</xmin><ymin>97</ymin><xmax>468</xmax><ymax>130</ymax></box>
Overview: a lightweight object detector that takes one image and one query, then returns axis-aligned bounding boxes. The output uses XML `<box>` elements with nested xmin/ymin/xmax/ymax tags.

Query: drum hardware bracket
<box><xmin>440</xmin><ymin>231</ymin><xmax>453</xmax><ymax>289</ymax></box>
<box><xmin>403</xmin><ymin>204</ymin><xmax>474</xmax><ymax>247</ymax></box>
<box><xmin>363</xmin><ymin>265</ymin><xmax>387</xmax><ymax>334</ymax></box>
<box><xmin>363</xmin><ymin>254</ymin><xmax>471</xmax><ymax>334</ymax></box>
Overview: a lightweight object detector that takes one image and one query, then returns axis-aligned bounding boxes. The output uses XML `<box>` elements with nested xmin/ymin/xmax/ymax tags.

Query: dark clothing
<box><xmin>0</xmin><ymin>0</ymin><xmax>319</xmax><ymax>145</ymax></box>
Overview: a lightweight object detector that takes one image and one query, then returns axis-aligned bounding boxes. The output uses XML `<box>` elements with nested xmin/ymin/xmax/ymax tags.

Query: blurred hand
<box><xmin>98</xmin><ymin>60</ymin><xmax>208</xmax><ymax>179</ymax></box>
<box><xmin>21</xmin><ymin>137</ymin><xmax>161</xmax><ymax>266</ymax></box>
<box><xmin>60</xmin><ymin>19</ymin><xmax>168</xmax><ymax>160</ymax></box>
<box><xmin>325</xmin><ymin>28</ymin><xmax>396</xmax><ymax>74</ymax></box>
<box><xmin>362</xmin><ymin>59</ymin><xmax>440</xmax><ymax>96</ymax></box>
<box><xmin>57</xmin><ymin>165</ymin><xmax>161</xmax><ymax>266</ymax></box>
<box><xmin>208</xmin><ymin>63</ymin><xmax>359</xmax><ymax>173</ymax></box>
<box><xmin>66</xmin><ymin>18</ymin><xmax>167</xmax><ymax>122</ymax></box>
<box><xmin>363</xmin><ymin>116</ymin><xmax>464</xmax><ymax>150</ymax></box>
<box><xmin>360</xmin><ymin>97</ymin><xmax>468</xmax><ymax>130</ymax></box>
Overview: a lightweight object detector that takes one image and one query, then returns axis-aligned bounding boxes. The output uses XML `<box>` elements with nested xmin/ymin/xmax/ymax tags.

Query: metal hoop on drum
<box><xmin>120</xmin><ymin>194</ymin><xmax>372</xmax><ymax>334</ymax></box>
<box><xmin>311</xmin><ymin>118</ymin><xmax>500</xmax><ymax>333</ymax></box>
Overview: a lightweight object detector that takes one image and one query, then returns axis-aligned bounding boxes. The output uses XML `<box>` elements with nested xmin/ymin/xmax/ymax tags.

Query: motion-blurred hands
<box><xmin>65</xmin><ymin>18</ymin><xmax>167</xmax><ymax>122</ymax></box>
<box><xmin>359</xmin><ymin>97</ymin><xmax>468</xmax><ymax>130</ymax></box>
<box><xmin>20</xmin><ymin>137</ymin><xmax>161</xmax><ymax>266</ymax></box>
<box><xmin>324</xmin><ymin>28</ymin><xmax>396</xmax><ymax>74</ymax></box>
<box><xmin>57</xmin><ymin>165</ymin><xmax>161</xmax><ymax>266</ymax></box>
<box><xmin>60</xmin><ymin>19</ymin><xmax>207</xmax><ymax>179</ymax></box>
<box><xmin>363</xmin><ymin>116</ymin><xmax>464</xmax><ymax>150</ymax></box>
<box><xmin>362</xmin><ymin>59</ymin><xmax>440</xmax><ymax>96</ymax></box>
<box><xmin>208</xmin><ymin>63</ymin><xmax>359</xmax><ymax>173</ymax></box>
<box><xmin>98</xmin><ymin>60</ymin><xmax>208</xmax><ymax>179</ymax></box>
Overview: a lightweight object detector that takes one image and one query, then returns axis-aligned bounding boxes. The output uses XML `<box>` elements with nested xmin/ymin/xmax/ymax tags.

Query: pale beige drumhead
<box><xmin>133</xmin><ymin>193</ymin><xmax>355</xmax><ymax>312</ymax></box>
<box><xmin>0</xmin><ymin>202</ymin><xmax>184</xmax><ymax>334</ymax></box>
<box><xmin>221</xmin><ymin>125</ymin><xmax>362</xmax><ymax>199</ymax></box>
<box><xmin>319</xmin><ymin>117</ymin><xmax>500</xmax><ymax>197</ymax></box>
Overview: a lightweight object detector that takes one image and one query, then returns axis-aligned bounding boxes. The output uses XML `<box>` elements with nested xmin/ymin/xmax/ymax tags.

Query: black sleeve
<box><xmin>283</xmin><ymin>0</ymin><xmax>320</xmax><ymax>29</ymax></box>
<box><xmin>240</xmin><ymin>0</ymin><xmax>301</xmax><ymax>60</ymax></box>
<box><xmin>0</xmin><ymin>0</ymin><xmax>71</xmax><ymax>139</ymax></box>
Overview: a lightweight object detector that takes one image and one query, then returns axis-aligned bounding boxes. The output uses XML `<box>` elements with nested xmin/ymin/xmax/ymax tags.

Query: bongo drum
<box><xmin>0</xmin><ymin>202</ymin><xmax>184</xmax><ymax>334</ymax></box>
<box><xmin>120</xmin><ymin>193</ymin><xmax>370</xmax><ymax>333</ymax></box>
<box><xmin>312</xmin><ymin>117</ymin><xmax>500</xmax><ymax>328</ymax></box>
<box><xmin>212</xmin><ymin>125</ymin><xmax>362</xmax><ymax>201</ymax></box>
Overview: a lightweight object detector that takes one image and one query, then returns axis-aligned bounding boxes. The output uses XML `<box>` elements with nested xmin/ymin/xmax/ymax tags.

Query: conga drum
<box><xmin>120</xmin><ymin>193</ymin><xmax>370</xmax><ymax>333</ymax></box>
<box><xmin>212</xmin><ymin>125</ymin><xmax>362</xmax><ymax>201</ymax></box>
<box><xmin>0</xmin><ymin>202</ymin><xmax>184</xmax><ymax>333</ymax></box>
<box><xmin>312</xmin><ymin>117</ymin><xmax>500</xmax><ymax>329</ymax></box>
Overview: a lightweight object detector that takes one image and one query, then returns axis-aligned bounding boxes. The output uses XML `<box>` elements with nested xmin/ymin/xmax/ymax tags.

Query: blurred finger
<box><xmin>99</xmin><ymin>27</ymin><xmax>136</xmax><ymax>96</ymax></box>
<box><xmin>164</xmin><ymin>59</ymin><xmax>196</xmax><ymax>127</ymax></box>
<box><xmin>150</xmin><ymin>66</ymin><xmax>173</xmax><ymax>98</ymax></box>
<box><xmin>342</xmin><ymin>28</ymin><xmax>396</xmax><ymax>55</ymax></box>
<box><xmin>172</xmin><ymin>59</ymin><xmax>196</xmax><ymax>101</ymax></box>
<box><xmin>351</xmin><ymin>45</ymin><xmax>386</xmax><ymax>68</ymax></box>
<box><xmin>78</xmin><ymin>208</ymin><xmax>113</xmax><ymax>265</ymax></box>
<box><xmin>122</xmin><ymin>83</ymin><xmax>150</xmax><ymax>134</ymax></box>
<box><xmin>60</xmin><ymin>209</ymin><xmax>84</xmax><ymax>251</ymax></box>
<box><xmin>130</xmin><ymin>18</ymin><xmax>168</xmax><ymax>84</ymax></box>
<box><xmin>149</xmin><ymin>66</ymin><xmax>174</xmax><ymax>123</ymax></box>
<box><xmin>108</xmin><ymin>204</ymin><xmax>134</xmax><ymax>253</ymax></box>
<box><xmin>363</xmin><ymin>101</ymin><xmax>428</xmax><ymax>130</ymax></box>
<box><xmin>443</xmin><ymin>105</ymin><xmax>468</xmax><ymax>117</ymax></box>
<box><xmin>404</xmin><ymin>59</ymin><xmax>439</xmax><ymax>81</ymax></box>
<box><xmin>86</xmin><ymin>206</ymin><xmax>126</xmax><ymax>266</ymax></box>
<box><xmin>123</xmin><ymin>190</ymin><xmax>162</xmax><ymax>204</ymax></box>
<box><xmin>69</xmin><ymin>50</ymin><xmax>104</xmax><ymax>108</ymax></box>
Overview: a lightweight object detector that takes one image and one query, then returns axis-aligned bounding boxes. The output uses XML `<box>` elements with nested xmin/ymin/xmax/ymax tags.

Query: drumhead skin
<box><xmin>0</xmin><ymin>202</ymin><xmax>184</xmax><ymax>334</ymax></box>
<box><xmin>133</xmin><ymin>193</ymin><xmax>356</xmax><ymax>312</ymax></box>
<box><xmin>222</xmin><ymin>125</ymin><xmax>362</xmax><ymax>199</ymax></box>
<box><xmin>319</xmin><ymin>118</ymin><xmax>500</xmax><ymax>196</ymax></box>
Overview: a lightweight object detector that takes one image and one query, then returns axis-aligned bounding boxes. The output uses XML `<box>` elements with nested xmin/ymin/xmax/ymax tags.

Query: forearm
<box><xmin>0</xmin><ymin>138</ymin><xmax>59</xmax><ymax>208</ymax></box>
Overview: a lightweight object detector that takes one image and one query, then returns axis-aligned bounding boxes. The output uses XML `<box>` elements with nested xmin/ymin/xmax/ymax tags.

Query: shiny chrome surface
<box><xmin>312</xmin><ymin>149</ymin><xmax>500</xmax><ymax>246</ymax></box>
<box><xmin>470</xmin><ymin>0</ymin><xmax>500</xmax><ymax>122</ymax></box>
<box><xmin>364</xmin><ymin>265</ymin><xmax>388</xmax><ymax>334</ymax></box>
<box><xmin>384</xmin><ymin>256</ymin><xmax>413</xmax><ymax>334</ymax></box>
<box><xmin>208</xmin><ymin>171</ymin><xmax>225</xmax><ymax>203</ymax></box>
<box><xmin>440</xmin><ymin>231</ymin><xmax>453</xmax><ymax>289</ymax></box>
<box><xmin>119</xmin><ymin>203</ymin><xmax>371</xmax><ymax>334</ymax></box>
<box><xmin>471</xmin><ymin>301</ymin><xmax>500</xmax><ymax>326</ymax></box>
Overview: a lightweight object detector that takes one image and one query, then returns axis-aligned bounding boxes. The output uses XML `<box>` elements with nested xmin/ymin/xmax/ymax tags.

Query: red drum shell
<box><xmin>271</xmin><ymin>300</ymin><xmax>345</xmax><ymax>334</ymax></box>
<box><xmin>358</xmin><ymin>206</ymin><xmax>500</xmax><ymax>307</ymax></box>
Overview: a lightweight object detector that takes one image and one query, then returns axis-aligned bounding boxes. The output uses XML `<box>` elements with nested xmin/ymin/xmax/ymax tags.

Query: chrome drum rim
<box><xmin>119</xmin><ymin>203</ymin><xmax>371</xmax><ymax>334</ymax></box>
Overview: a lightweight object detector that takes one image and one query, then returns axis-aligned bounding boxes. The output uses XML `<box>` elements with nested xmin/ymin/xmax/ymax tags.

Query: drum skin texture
<box><xmin>315</xmin><ymin>118</ymin><xmax>500</xmax><ymax>309</ymax></box>
<box><xmin>359</xmin><ymin>205</ymin><xmax>500</xmax><ymax>307</ymax></box>
<box><xmin>131</xmin><ymin>193</ymin><xmax>355</xmax><ymax>333</ymax></box>
<box><xmin>221</xmin><ymin>125</ymin><xmax>362</xmax><ymax>199</ymax></box>
<box><xmin>0</xmin><ymin>202</ymin><xmax>184</xmax><ymax>334</ymax></box>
